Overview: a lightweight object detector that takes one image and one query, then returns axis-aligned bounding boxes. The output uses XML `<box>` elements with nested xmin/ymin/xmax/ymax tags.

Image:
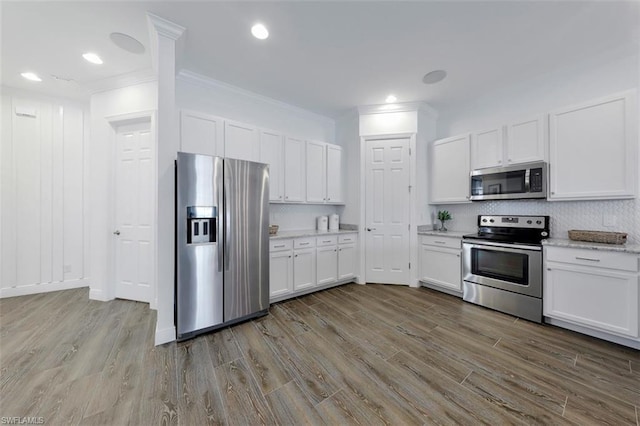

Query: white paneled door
<box><xmin>114</xmin><ymin>120</ymin><xmax>154</xmax><ymax>303</ymax></box>
<box><xmin>365</xmin><ymin>138</ymin><xmax>410</xmax><ymax>284</ymax></box>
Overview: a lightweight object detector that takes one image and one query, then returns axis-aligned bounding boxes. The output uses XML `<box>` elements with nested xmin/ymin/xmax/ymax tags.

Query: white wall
<box><xmin>335</xmin><ymin>111</ymin><xmax>360</xmax><ymax>225</ymax></box>
<box><xmin>1</xmin><ymin>87</ymin><xmax>89</xmax><ymax>297</ymax></box>
<box><xmin>89</xmin><ymin>81</ymin><xmax>157</xmax><ymax>302</ymax></box>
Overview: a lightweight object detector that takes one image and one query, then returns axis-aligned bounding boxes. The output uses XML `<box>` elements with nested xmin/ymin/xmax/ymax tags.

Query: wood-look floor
<box><xmin>1</xmin><ymin>284</ymin><xmax>639</xmax><ymax>425</ymax></box>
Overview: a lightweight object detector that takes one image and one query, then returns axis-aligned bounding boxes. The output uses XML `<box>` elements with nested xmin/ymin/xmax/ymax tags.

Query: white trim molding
<box><xmin>1</xmin><ymin>279</ymin><xmax>89</xmax><ymax>299</ymax></box>
<box><xmin>86</xmin><ymin>69</ymin><xmax>157</xmax><ymax>96</ymax></box>
<box><xmin>358</xmin><ymin>101</ymin><xmax>438</xmax><ymax>119</ymax></box>
<box><xmin>155</xmin><ymin>326</ymin><xmax>176</xmax><ymax>345</ymax></box>
<box><xmin>147</xmin><ymin>13</ymin><xmax>186</xmax><ymax>41</ymax></box>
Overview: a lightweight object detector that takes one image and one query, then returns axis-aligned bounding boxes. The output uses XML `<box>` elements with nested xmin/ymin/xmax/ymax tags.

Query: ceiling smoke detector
<box><xmin>422</xmin><ymin>70</ymin><xmax>447</xmax><ymax>84</ymax></box>
<box><xmin>110</xmin><ymin>32</ymin><xmax>145</xmax><ymax>54</ymax></box>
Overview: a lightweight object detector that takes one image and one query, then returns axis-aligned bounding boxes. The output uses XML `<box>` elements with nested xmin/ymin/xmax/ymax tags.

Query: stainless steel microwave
<box><xmin>470</xmin><ymin>161</ymin><xmax>547</xmax><ymax>201</ymax></box>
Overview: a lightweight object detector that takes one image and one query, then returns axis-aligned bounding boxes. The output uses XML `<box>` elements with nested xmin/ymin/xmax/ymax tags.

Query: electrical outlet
<box><xmin>603</xmin><ymin>214</ymin><xmax>617</xmax><ymax>227</ymax></box>
<box><xmin>64</xmin><ymin>265</ymin><xmax>72</xmax><ymax>273</ymax></box>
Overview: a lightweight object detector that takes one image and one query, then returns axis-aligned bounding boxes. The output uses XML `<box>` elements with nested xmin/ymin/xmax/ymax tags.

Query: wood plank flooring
<box><xmin>1</xmin><ymin>284</ymin><xmax>638</xmax><ymax>425</ymax></box>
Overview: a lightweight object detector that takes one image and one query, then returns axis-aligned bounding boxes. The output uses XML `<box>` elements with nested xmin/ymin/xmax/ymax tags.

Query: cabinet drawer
<box><xmin>421</xmin><ymin>235</ymin><xmax>461</xmax><ymax>250</ymax></box>
<box><xmin>338</xmin><ymin>233</ymin><xmax>358</xmax><ymax>244</ymax></box>
<box><xmin>294</xmin><ymin>237</ymin><xmax>316</xmax><ymax>249</ymax></box>
<box><xmin>316</xmin><ymin>235</ymin><xmax>338</xmax><ymax>247</ymax></box>
<box><xmin>545</xmin><ymin>246</ymin><xmax>639</xmax><ymax>272</ymax></box>
<box><xmin>270</xmin><ymin>239</ymin><xmax>293</xmax><ymax>252</ymax></box>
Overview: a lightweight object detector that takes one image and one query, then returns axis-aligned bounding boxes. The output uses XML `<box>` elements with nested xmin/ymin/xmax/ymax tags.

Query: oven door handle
<box><xmin>463</xmin><ymin>241</ymin><xmax>542</xmax><ymax>252</ymax></box>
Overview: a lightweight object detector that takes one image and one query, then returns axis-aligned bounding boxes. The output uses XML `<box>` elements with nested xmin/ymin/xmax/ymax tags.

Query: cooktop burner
<box><xmin>463</xmin><ymin>215</ymin><xmax>550</xmax><ymax>245</ymax></box>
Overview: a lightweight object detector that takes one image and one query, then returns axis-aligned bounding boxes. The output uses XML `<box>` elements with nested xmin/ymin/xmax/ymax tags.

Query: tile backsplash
<box><xmin>434</xmin><ymin>198</ymin><xmax>640</xmax><ymax>244</ymax></box>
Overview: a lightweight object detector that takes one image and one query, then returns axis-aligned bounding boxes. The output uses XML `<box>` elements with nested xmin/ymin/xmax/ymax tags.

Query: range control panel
<box><xmin>478</xmin><ymin>215</ymin><xmax>549</xmax><ymax>230</ymax></box>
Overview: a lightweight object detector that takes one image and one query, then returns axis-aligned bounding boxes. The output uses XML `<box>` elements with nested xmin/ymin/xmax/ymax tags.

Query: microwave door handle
<box><xmin>524</xmin><ymin>169</ymin><xmax>531</xmax><ymax>193</ymax></box>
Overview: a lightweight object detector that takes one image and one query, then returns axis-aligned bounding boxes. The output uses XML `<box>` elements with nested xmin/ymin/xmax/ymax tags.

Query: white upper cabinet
<box><xmin>429</xmin><ymin>134</ymin><xmax>471</xmax><ymax>204</ymax></box>
<box><xmin>180</xmin><ymin>110</ymin><xmax>224</xmax><ymax>157</ymax></box>
<box><xmin>224</xmin><ymin>120</ymin><xmax>259</xmax><ymax>162</ymax></box>
<box><xmin>306</xmin><ymin>141</ymin><xmax>327</xmax><ymax>203</ymax></box>
<box><xmin>549</xmin><ymin>90</ymin><xmax>637</xmax><ymax>200</ymax></box>
<box><xmin>326</xmin><ymin>144</ymin><xmax>343</xmax><ymax>203</ymax></box>
<box><xmin>260</xmin><ymin>130</ymin><xmax>284</xmax><ymax>202</ymax></box>
<box><xmin>284</xmin><ymin>136</ymin><xmax>306</xmax><ymax>202</ymax></box>
<box><xmin>306</xmin><ymin>142</ymin><xmax>343</xmax><ymax>204</ymax></box>
<box><xmin>506</xmin><ymin>116</ymin><xmax>545</xmax><ymax>165</ymax></box>
<box><xmin>471</xmin><ymin>128</ymin><xmax>503</xmax><ymax>170</ymax></box>
<box><xmin>471</xmin><ymin>116</ymin><xmax>545</xmax><ymax>170</ymax></box>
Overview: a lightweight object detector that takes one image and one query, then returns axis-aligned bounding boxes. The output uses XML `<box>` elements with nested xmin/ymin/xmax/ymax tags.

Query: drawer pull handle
<box><xmin>323</xmin><ymin>240</ymin><xmax>332</xmax><ymax>243</ymax></box>
<box><xmin>434</xmin><ymin>241</ymin><xmax>446</xmax><ymax>244</ymax></box>
<box><xmin>274</xmin><ymin>244</ymin><xmax>285</xmax><ymax>248</ymax></box>
<box><xmin>575</xmin><ymin>256</ymin><xmax>600</xmax><ymax>262</ymax></box>
<box><xmin>299</xmin><ymin>242</ymin><xmax>309</xmax><ymax>246</ymax></box>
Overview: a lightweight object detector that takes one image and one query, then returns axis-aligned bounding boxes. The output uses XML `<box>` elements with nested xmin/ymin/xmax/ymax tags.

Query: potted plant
<box><xmin>437</xmin><ymin>210</ymin><xmax>452</xmax><ymax>231</ymax></box>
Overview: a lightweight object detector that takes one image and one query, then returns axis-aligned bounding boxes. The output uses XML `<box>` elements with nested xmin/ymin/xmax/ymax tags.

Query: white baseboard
<box><xmin>89</xmin><ymin>287</ymin><xmax>112</xmax><ymax>302</ymax></box>
<box><xmin>544</xmin><ymin>317</ymin><xmax>640</xmax><ymax>350</ymax></box>
<box><xmin>155</xmin><ymin>325</ymin><xmax>176</xmax><ymax>346</ymax></box>
<box><xmin>0</xmin><ymin>279</ymin><xmax>89</xmax><ymax>299</ymax></box>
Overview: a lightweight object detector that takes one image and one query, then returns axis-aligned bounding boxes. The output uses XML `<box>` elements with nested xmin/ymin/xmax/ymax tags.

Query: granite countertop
<box><xmin>417</xmin><ymin>230</ymin><xmax>473</xmax><ymax>239</ymax></box>
<box><xmin>543</xmin><ymin>238</ymin><xmax>640</xmax><ymax>254</ymax></box>
<box><xmin>270</xmin><ymin>229</ymin><xmax>358</xmax><ymax>240</ymax></box>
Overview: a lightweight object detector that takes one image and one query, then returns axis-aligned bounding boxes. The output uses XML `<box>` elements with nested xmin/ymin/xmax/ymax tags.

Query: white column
<box><xmin>147</xmin><ymin>13</ymin><xmax>185</xmax><ymax>345</ymax></box>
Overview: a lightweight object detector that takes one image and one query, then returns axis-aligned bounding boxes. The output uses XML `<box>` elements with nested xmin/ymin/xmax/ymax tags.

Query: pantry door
<box><xmin>364</xmin><ymin>138</ymin><xmax>411</xmax><ymax>284</ymax></box>
<box><xmin>113</xmin><ymin>119</ymin><xmax>155</xmax><ymax>303</ymax></box>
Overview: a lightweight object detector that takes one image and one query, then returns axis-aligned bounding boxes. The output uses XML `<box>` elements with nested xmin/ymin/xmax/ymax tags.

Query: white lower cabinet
<box><xmin>269</xmin><ymin>233</ymin><xmax>358</xmax><ymax>301</ymax></box>
<box><xmin>418</xmin><ymin>235</ymin><xmax>462</xmax><ymax>295</ymax></box>
<box><xmin>544</xmin><ymin>246</ymin><xmax>639</xmax><ymax>343</ymax></box>
<box><xmin>293</xmin><ymin>247</ymin><xmax>316</xmax><ymax>290</ymax></box>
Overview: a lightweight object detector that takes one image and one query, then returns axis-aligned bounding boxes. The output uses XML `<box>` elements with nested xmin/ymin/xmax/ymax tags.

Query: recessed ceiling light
<box><xmin>82</xmin><ymin>52</ymin><xmax>103</xmax><ymax>65</ymax></box>
<box><xmin>110</xmin><ymin>32</ymin><xmax>145</xmax><ymax>54</ymax></box>
<box><xmin>422</xmin><ymin>70</ymin><xmax>447</xmax><ymax>84</ymax></box>
<box><xmin>21</xmin><ymin>72</ymin><xmax>42</xmax><ymax>82</ymax></box>
<box><xmin>251</xmin><ymin>23</ymin><xmax>269</xmax><ymax>40</ymax></box>
<box><xmin>385</xmin><ymin>94</ymin><xmax>397</xmax><ymax>103</ymax></box>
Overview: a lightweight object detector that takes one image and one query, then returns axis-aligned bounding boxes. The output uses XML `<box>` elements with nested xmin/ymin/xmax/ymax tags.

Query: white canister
<box><xmin>329</xmin><ymin>214</ymin><xmax>339</xmax><ymax>231</ymax></box>
<box><xmin>317</xmin><ymin>216</ymin><xmax>328</xmax><ymax>231</ymax></box>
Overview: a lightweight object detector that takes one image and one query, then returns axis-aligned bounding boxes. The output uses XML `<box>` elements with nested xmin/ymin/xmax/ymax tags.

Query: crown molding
<box><xmin>176</xmin><ymin>69</ymin><xmax>335</xmax><ymax>126</ymax></box>
<box><xmin>358</xmin><ymin>101</ymin><xmax>438</xmax><ymax>119</ymax></box>
<box><xmin>147</xmin><ymin>13</ymin><xmax>186</xmax><ymax>41</ymax></box>
<box><xmin>86</xmin><ymin>68</ymin><xmax>157</xmax><ymax>96</ymax></box>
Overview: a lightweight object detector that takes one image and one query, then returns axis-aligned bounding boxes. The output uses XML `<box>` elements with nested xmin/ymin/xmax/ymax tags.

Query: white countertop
<box><xmin>543</xmin><ymin>238</ymin><xmax>640</xmax><ymax>254</ymax></box>
<box><xmin>417</xmin><ymin>230</ymin><xmax>473</xmax><ymax>239</ymax></box>
<box><xmin>270</xmin><ymin>229</ymin><xmax>358</xmax><ymax>240</ymax></box>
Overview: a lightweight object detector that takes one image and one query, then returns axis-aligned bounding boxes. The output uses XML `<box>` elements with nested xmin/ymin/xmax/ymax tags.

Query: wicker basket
<box><xmin>567</xmin><ymin>230</ymin><xmax>627</xmax><ymax>245</ymax></box>
<box><xmin>269</xmin><ymin>225</ymin><xmax>279</xmax><ymax>235</ymax></box>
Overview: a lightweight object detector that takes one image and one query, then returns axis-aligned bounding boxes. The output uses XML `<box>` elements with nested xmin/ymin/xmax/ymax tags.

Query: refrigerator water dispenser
<box><xmin>186</xmin><ymin>206</ymin><xmax>217</xmax><ymax>244</ymax></box>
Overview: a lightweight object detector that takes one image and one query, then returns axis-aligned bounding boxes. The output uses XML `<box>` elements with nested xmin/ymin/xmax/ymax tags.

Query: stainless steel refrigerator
<box><xmin>175</xmin><ymin>152</ymin><xmax>269</xmax><ymax>340</ymax></box>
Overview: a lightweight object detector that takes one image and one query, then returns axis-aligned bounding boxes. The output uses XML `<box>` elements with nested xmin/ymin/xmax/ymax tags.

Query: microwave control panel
<box><xmin>530</xmin><ymin>168</ymin><xmax>543</xmax><ymax>192</ymax></box>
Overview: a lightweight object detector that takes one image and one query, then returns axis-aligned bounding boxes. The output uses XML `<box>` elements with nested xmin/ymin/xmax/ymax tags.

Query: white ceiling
<box><xmin>2</xmin><ymin>1</ymin><xmax>638</xmax><ymax>117</ymax></box>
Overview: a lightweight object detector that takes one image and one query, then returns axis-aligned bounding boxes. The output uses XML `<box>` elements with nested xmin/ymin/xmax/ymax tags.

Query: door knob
<box><xmin>113</xmin><ymin>230</ymin><xmax>121</xmax><ymax>235</ymax></box>
<box><xmin>366</xmin><ymin>228</ymin><xmax>376</xmax><ymax>232</ymax></box>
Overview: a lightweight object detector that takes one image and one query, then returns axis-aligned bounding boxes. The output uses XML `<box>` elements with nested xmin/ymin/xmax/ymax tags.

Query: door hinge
<box><xmin>408</xmin><ymin>224</ymin><xmax>410</xmax><ymax>231</ymax></box>
<box><xmin>409</xmin><ymin>262</ymin><xmax>411</xmax><ymax>270</ymax></box>
<box><xmin>408</xmin><ymin>185</ymin><xmax>412</xmax><ymax>193</ymax></box>
<box><xmin>409</xmin><ymin>148</ymin><xmax>412</xmax><ymax>156</ymax></box>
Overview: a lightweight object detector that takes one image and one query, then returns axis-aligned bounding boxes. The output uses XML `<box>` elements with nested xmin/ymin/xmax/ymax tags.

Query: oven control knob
<box><xmin>527</xmin><ymin>220</ymin><xmax>532</xmax><ymax>224</ymax></box>
<box><xmin>489</xmin><ymin>219</ymin><xmax>494</xmax><ymax>223</ymax></box>
<box><xmin>482</xmin><ymin>219</ymin><xmax>487</xmax><ymax>223</ymax></box>
<box><xmin>536</xmin><ymin>220</ymin><xmax>542</xmax><ymax>225</ymax></box>
<box><xmin>541</xmin><ymin>231</ymin><xmax>548</xmax><ymax>237</ymax></box>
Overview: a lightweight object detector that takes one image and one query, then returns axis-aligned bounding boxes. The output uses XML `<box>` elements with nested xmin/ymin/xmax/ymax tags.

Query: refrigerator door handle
<box><xmin>224</xmin><ymin>180</ymin><xmax>231</xmax><ymax>272</ymax></box>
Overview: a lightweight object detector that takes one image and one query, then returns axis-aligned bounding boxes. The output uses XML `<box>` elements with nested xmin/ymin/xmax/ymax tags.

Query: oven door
<box><xmin>462</xmin><ymin>241</ymin><xmax>542</xmax><ymax>297</ymax></box>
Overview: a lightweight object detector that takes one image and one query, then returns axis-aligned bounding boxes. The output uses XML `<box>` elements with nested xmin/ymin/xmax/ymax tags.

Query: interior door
<box><xmin>365</xmin><ymin>138</ymin><xmax>410</xmax><ymax>284</ymax></box>
<box><xmin>114</xmin><ymin>120</ymin><xmax>154</xmax><ymax>303</ymax></box>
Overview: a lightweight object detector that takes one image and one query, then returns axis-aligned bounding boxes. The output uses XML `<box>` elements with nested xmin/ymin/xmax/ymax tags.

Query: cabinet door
<box><xmin>306</xmin><ymin>141</ymin><xmax>326</xmax><ymax>203</ymax></box>
<box><xmin>180</xmin><ymin>110</ymin><xmax>224</xmax><ymax>157</ymax></box>
<box><xmin>549</xmin><ymin>91</ymin><xmax>637</xmax><ymax>200</ymax></box>
<box><xmin>284</xmin><ymin>136</ymin><xmax>305</xmax><ymax>202</ymax></box>
<box><xmin>338</xmin><ymin>243</ymin><xmax>356</xmax><ymax>280</ymax></box>
<box><xmin>505</xmin><ymin>116</ymin><xmax>545</xmax><ymax>165</ymax></box>
<box><xmin>429</xmin><ymin>134</ymin><xmax>471</xmax><ymax>204</ymax></box>
<box><xmin>260</xmin><ymin>130</ymin><xmax>284</xmax><ymax>202</ymax></box>
<box><xmin>544</xmin><ymin>262</ymin><xmax>638</xmax><ymax>338</ymax></box>
<box><xmin>270</xmin><ymin>250</ymin><xmax>293</xmax><ymax>298</ymax></box>
<box><xmin>471</xmin><ymin>128</ymin><xmax>504</xmax><ymax>169</ymax></box>
<box><xmin>419</xmin><ymin>245</ymin><xmax>462</xmax><ymax>293</ymax></box>
<box><xmin>293</xmin><ymin>248</ymin><xmax>316</xmax><ymax>291</ymax></box>
<box><xmin>316</xmin><ymin>245</ymin><xmax>338</xmax><ymax>285</ymax></box>
<box><xmin>326</xmin><ymin>144</ymin><xmax>343</xmax><ymax>204</ymax></box>
<box><xmin>224</xmin><ymin>120</ymin><xmax>259</xmax><ymax>162</ymax></box>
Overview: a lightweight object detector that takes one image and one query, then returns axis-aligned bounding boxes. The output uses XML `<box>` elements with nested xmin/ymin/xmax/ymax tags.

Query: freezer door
<box><xmin>176</xmin><ymin>152</ymin><xmax>224</xmax><ymax>337</ymax></box>
<box><xmin>223</xmin><ymin>158</ymin><xmax>270</xmax><ymax>322</ymax></box>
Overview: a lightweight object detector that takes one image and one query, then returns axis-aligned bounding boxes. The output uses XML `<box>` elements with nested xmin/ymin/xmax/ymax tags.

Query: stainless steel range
<box><xmin>462</xmin><ymin>215</ymin><xmax>549</xmax><ymax>323</ymax></box>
